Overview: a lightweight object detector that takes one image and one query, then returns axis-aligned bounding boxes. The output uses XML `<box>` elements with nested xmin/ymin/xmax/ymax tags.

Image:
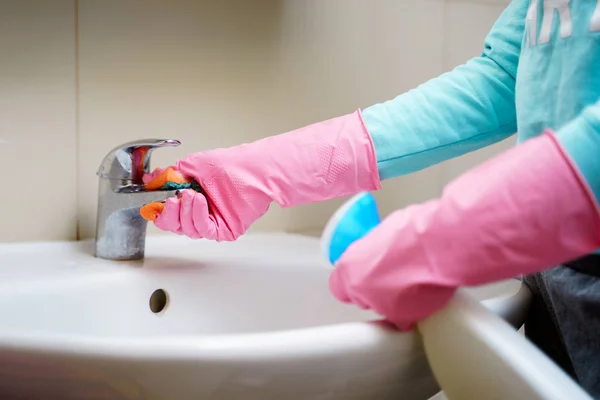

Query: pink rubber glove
<box><xmin>329</xmin><ymin>131</ymin><xmax>600</xmax><ymax>330</ymax></box>
<box><xmin>144</xmin><ymin>110</ymin><xmax>381</xmax><ymax>241</ymax></box>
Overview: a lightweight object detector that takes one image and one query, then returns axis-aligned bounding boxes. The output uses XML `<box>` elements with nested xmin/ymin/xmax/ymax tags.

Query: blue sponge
<box><xmin>320</xmin><ymin>192</ymin><xmax>381</xmax><ymax>266</ymax></box>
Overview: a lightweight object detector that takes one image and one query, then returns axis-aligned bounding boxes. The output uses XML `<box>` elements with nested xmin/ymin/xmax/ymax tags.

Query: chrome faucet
<box><xmin>95</xmin><ymin>139</ymin><xmax>181</xmax><ymax>261</ymax></box>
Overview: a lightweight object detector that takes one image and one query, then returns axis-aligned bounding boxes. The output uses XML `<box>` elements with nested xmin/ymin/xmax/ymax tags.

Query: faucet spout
<box><xmin>94</xmin><ymin>139</ymin><xmax>181</xmax><ymax>261</ymax></box>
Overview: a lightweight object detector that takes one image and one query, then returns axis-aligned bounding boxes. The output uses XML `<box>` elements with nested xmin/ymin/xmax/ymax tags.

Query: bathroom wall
<box><xmin>0</xmin><ymin>0</ymin><xmax>512</xmax><ymax>243</ymax></box>
<box><xmin>0</xmin><ymin>1</ymin><xmax>77</xmax><ymax>242</ymax></box>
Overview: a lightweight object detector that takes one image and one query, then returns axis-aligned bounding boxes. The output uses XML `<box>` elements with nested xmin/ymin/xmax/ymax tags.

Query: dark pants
<box><xmin>523</xmin><ymin>254</ymin><xmax>600</xmax><ymax>399</ymax></box>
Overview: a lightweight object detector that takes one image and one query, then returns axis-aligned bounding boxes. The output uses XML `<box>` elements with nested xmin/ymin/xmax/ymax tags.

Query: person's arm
<box><xmin>328</xmin><ymin>101</ymin><xmax>600</xmax><ymax>330</ymax></box>
<box><xmin>367</xmin><ymin>0</ymin><xmax>528</xmax><ymax>179</ymax></box>
<box><xmin>144</xmin><ymin>1</ymin><xmax>530</xmax><ymax>241</ymax></box>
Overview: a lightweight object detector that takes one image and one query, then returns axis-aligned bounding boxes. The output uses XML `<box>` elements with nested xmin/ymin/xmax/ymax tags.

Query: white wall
<box><xmin>0</xmin><ymin>0</ymin><xmax>512</xmax><ymax>243</ymax></box>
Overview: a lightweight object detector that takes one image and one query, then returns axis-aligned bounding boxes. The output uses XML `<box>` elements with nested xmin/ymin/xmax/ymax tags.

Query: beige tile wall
<box><xmin>0</xmin><ymin>0</ymin><xmax>77</xmax><ymax>242</ymax></box>
<box><xmin>0</xmin><ymin>0</ymin><xmax>510</xmax><ymax>243</ymax></box>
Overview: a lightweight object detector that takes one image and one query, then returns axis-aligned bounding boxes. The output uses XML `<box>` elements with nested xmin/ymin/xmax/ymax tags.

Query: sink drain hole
<box><xmin>149</xmin><ymin>289</ymin><xmax>169</xmax><ymax>314</ymax></box>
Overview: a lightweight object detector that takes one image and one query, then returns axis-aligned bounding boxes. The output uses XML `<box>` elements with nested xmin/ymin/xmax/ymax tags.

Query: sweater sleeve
<box><xmin>556</xmin><ymin>101</ymin><xmax>600</xmax><ymax>208</ymax></box>
<box><xmin>364</xmin><ymin>0</ymin><xmax>528</xmax><ymax>180</ymax></box>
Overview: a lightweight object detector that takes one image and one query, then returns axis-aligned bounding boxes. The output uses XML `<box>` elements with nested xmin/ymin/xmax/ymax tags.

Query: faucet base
<box><xmin>95</xmin><ymin>208</ymin><xmax>148</xmax><ymax>261</ymax></box>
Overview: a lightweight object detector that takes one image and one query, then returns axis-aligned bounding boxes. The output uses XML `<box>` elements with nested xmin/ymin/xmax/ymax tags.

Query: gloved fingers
<box><xmin>333</xmin><ymin>268</ymin><xmax>416</xmax><ymax>330</ymax></box>
<box><xmin>154</xmin><ymin>196</ymin><xmax>183</xmax><ymax>234</ymax></box>
<box><xmin>330</xmin><ymin>268</ymin><xmax>381</xmax><ymax>313</ymax></box>
<box><xmin>397</xmin><ymin>322</ymin><xmax>415</xmax><ymax>332</ymax></box>
<box><xmin>332</xmin><ymin>268</ymin><xmax>417</xmax><ymax>330</ymax></box>
<box><xmin>181</xmin><ymin>189</ymin><xmax>238</xmax><ymax>242</ymax></box>
<box><xmin>179</xmin><ymin>189</ymin><xmax>212</xmax><ymax>239</ymax></box>
<box><xmin>384</xmin><ymin>319</ymin><xmax>414</xmax><ymax>332</ymax></box>
<box><xmin>328</xmin><ymin>268</ymin><xmax>353</xmax><ymax>304</ymax></box>
<box><xmin>175</xmin><ymin>189</ymin><xmax>222</xmax><ymax>240</ymax></box>
<box><xmin>144</xmin><ymin>189</ymin><xmax>222</xmax><ymax>240</ymax></box>
<box><xmin>190</xmin><ymin>191</ymin><xmax>220</xmax><ymax>240</ymax></box>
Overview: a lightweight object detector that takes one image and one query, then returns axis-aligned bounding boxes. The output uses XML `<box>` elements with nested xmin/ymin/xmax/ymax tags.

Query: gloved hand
<box><xmin>142</xmin><ymin>110</ymin><xmax>381</xmax><ymax>241</ymax></box>
<box><xmin>328</xmin><ymin>131</ymin><xmax>600</xmax><ymax>330</ymax></box>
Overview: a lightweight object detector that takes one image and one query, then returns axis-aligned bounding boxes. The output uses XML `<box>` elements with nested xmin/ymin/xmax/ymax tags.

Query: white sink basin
<box><xmin>0</xmin><ymin>233</ymin><xmax>528</xmax><ymax>400</ymax></box>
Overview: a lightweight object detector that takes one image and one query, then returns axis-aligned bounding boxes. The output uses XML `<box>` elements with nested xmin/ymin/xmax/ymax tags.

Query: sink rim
<box><xmin>0</xmin><ymin>318</ymin><xmax>418</xmax><ymax>363</ymax></box>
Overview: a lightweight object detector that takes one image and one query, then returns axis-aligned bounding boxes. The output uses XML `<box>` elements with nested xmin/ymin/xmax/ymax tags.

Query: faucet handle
<box><xmin>97</xmin><ymin>139</ymin><xmax>181</xmax><ymax>184</ymax></box>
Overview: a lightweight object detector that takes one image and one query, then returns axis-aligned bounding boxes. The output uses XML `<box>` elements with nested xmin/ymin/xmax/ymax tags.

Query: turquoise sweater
<box><xmin>363</xmin><ymin>0</ymin><xmax>600</xmax><ymax>209</ymax></box>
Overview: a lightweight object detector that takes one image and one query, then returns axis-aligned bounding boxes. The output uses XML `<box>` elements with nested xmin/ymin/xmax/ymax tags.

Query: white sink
<box><xmin>0</xmin><ymin>233</ymin><xmax>528</xmax><ymax>400</ymax></box>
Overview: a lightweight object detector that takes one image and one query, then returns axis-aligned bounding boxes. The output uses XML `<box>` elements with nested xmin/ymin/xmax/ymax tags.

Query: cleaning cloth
<box><xmin>140</xmin><ymin>167</ymin><xmax>203</xmax><ymax>221</ymax></box>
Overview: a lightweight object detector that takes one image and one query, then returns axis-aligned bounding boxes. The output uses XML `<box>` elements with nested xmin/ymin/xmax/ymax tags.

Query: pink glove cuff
<box><xmin>431</xmin><ymin>130</ymin><xmax>600</xmax><ymax>285</ymax></box>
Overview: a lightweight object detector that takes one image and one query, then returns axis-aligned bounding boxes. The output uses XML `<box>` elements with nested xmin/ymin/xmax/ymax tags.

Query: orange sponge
<box><xmin>144</xmin><ymin>167</ymin><xmax>192</xmax><ymax>190</ymax></box>
<box><xmin>140</xmin><ymin>202</ymin><xmax>166</xmax><ymax>221</ymax></box>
